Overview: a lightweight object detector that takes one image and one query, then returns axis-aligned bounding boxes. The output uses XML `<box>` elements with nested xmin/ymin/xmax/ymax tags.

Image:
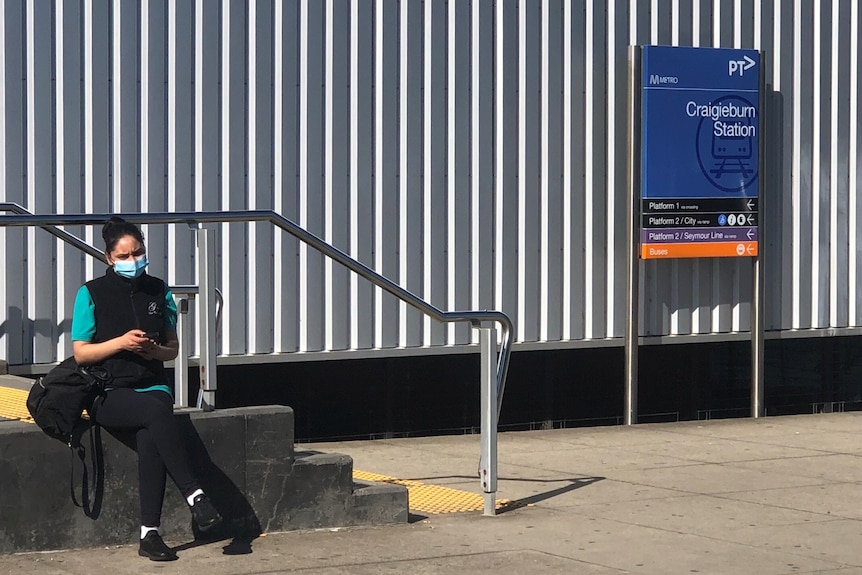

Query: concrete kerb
<box><xmin>0</xmin><ymin>405</ymin><xmax>407</xmax><ymax>554</ymax></box>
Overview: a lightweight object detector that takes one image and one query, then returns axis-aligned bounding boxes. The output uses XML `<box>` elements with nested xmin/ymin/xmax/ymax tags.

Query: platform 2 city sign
<box><xmin>640</xmin><ymin>45</ymin><xmax>760</xmax><ymax>259</ymax></box>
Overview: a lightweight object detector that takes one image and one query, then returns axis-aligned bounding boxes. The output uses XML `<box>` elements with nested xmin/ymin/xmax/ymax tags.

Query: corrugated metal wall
<box><xmin>0</xmin><ymin>0</ymin><xmax>859</xmax><ymax>366</ymax></box>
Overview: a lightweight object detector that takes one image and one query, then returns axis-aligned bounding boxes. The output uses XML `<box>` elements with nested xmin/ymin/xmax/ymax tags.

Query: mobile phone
<box><xmin>141</xmin><ymin>331</ymin><xmax>160</xmax><ymax>340</ymax></box>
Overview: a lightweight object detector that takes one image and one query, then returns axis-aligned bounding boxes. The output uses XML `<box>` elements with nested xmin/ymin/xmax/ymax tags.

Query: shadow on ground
<box><xmin>497</xmin><ymin>476</ymin><xmax>605</xmax><ymax>513</ymax></box>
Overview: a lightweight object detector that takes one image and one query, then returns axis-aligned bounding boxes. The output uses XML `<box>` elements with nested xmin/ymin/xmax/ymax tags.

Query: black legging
<box><xmin>92</xmin><ymin>388</ymin><xmax>199</xmax><ymax>527</ymax></box>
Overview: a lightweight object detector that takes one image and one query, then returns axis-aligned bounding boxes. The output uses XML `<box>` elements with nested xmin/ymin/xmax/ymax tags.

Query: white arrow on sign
<box><xmin>746</xmin><ymin>199</ymin><xmax>755</xmax><ymax>210</ymax></box>
<box><xmin>747</xmin><ymin>214</ymin><xmax>755</xmax><ymax>225</ymax></box>
<box><xmin>747</xmin><ymin>228</ymin><xmax>755</xmax><ymax>240</ymax></box>
<box><xmin>746</xmin><ymin>243</ymin><xmax>756</xmax><ymax>255</ymax></box>
<box><xmin>744</xmin><ymin>55</ymin><xmax>756</xmax><ymax>70</ymax></box>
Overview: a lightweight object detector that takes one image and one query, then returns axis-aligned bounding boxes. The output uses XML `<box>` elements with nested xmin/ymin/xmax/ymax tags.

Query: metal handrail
<box><xmin>0</xmin><ymin>205</ymin><xmax>514</xmax><ymax>414</ymax></box>
<box><xmin>0</xmin><ymin>203</ymin><xmax>224</xmax><ymax>336</ymax></box>
<box><xmin>0</xmin><ymin>202</ymin><xmax>104</xmax><ymax>260</ymax></box>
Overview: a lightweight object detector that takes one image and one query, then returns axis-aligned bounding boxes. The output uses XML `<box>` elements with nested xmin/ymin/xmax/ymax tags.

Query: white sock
<box><xmin>141</xmin><ymin>526</ymin><xmax>159</xmax><ymax>540</ymax></box>
<box><xmin>186</xmin><ymin>488</ymin><xmax>204</xmax><ymax>506</ymax></box>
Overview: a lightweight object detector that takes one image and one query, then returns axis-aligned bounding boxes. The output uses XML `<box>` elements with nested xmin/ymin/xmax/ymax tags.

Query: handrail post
<box><xmin>478</xmin><ymin>326</ymin><xmax>498</xmax><ymax>516</ymax></box>
<box><xmin>174</xmin><ymin>296</ymin><xmax>190</xmax><ymax>408</ymax></box>
<box><xmin>197</xmin><ymin>226</ymin><xmax>218</xmax><ymax>410</ymax></box>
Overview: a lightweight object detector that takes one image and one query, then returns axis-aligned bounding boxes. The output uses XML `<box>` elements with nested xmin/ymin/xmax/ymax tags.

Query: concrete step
<box><xmin>0</xmin><ymin>374</ymin><xmax>34</xmax><ymax>391</ymax></box>
<box><xmin>0</xmin><ymin>405</ymin><xmax>407</xmax><ymax>553</ymax></box>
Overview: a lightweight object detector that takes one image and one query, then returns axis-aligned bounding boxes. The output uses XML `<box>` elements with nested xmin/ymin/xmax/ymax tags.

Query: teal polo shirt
<box><xmin>71</xmin><ymin>285</ymin><xmax>179</xmax><ymax>397</ymax></box>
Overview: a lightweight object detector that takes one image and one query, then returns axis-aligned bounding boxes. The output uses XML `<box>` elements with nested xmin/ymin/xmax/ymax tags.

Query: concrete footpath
<box><xmin>4</xmin><ymin>412</ymin><xmax>862</xmax><ymax>574</ymax></box>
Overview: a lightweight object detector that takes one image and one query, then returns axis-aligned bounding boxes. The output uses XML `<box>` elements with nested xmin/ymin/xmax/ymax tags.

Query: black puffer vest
<box><xmin>84</xmin><ymin>268</ymin><xmax>168</xmax><ymax>389</ymax></box>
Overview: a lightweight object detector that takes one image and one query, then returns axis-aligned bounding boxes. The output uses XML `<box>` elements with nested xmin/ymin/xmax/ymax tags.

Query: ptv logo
<box><xmin>728</xmin><ymin>55</ymin><xmax>756</xmax><ymax>76</ymax></box>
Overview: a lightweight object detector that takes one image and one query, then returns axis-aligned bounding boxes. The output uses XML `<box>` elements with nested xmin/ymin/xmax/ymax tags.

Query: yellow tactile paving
<box><xmin>353</xmin><ymin>469</ymin><xmax>510</xmax><ymax>514</ymax></box>
<box><xmin>0</xmin><ymin>385</ymin><xmax>33</xmax><ymax>423</ymax></box>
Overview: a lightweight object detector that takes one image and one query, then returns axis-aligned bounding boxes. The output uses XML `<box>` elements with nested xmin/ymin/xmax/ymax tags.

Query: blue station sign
<box><xmin>641</xmin><ymin>45</ymin><xmax>760</xmax><ymax>259</ymax></box>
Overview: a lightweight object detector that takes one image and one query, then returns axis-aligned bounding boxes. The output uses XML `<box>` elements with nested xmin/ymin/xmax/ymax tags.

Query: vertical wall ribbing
<box><xmin>140</xmin><ymin>0</ymin><xmax>149</xmax><ymax>226</ymax></box>
<box><xmin>1</xmin><ymin>1</ymin><xmax>861</xmax><ymax>365</ymax></box>
<box><xmin>811</xmin><ymin>1</ymin><xmax>821</xmax><ymax>328</ymax></box>
<box><xmin>851</xmin><ymin>0</ymin><xmax>859</xmax><ymax>323</ymax></box>
<box><xmin>111</xmin><ymin>2</ymin><xmax>121</xmax><ymax>209</ymax></box>
<box><xmin>220</xmin><ymin>1</ymin><xmax>233</xmax><ymax>349</ymax></box>
<box><xmin>324</xmin><ymin>0</ymin><xmax>334</xmax><ymax>350</ymax></box>
<box><xmin>772</xmin><ymin>0</ymin><xmax>780</xmax><ymax>91</ymax></box>
<box><xmin>584</xmin><ymin>0</ymin><xmax>595</xmax><ymax>339</ymax></box>
<box><xmin>0</xmin><ymin>2</ymin><xmax>6</xmax><ymax>358</ymax></box>
<box><xmin>273</xmin><ymin>0</ymin><xmax>285</xmax><ymax>352</ymax></box>
<box><xmin>539</xmin><ymin>0</ymin><xmax>549</xmax><ymax>342</ymax></box>
<box><xmin>494</xmin><ymin>0</ymin><xmax>504</xmax><ymax>323</ymax></box>
<box><xmin>420</xmin><ymin>0</ymin><xmax>430</xmax><ymax>343</ymax></box>
<box><xmin>37</xmin><ymin>0</ymin><xmax>54</xmax><ymax>358</ymax></box>
<box><xmin>373</xmin><ymin>0</ymin><xmax>383</xmax><ymax>349</ymax></box>
<box><xmin>713</xmin><ymin>0</ymin><xmax>720</xmax><ymax>46</ymax></box>
<box><xmin>446</xmin><ymin>0</ymin><xmax>456</xmax><ymax>344</ymax></box>
<box><xmin>753</xmin><ymin>0</ymin><xmax>761</xmax><ymax>48</ymax></box>
<box><xmin>470</xmin><ymin>0</ymin><xmax>480</xmax><ymax>341</ymax></box>
<box><xmin>423</xmin><ymin>0</ymin><xmax>433</xmax><ymax>344</ymax></box>
<box><xmin>734</xmin><ymin>0</ymin><xmax>741</xmax><ymax>47</ymax></box>
<box><xmin>25</xmin><ymin>1</ymin><xmax>39</xmax><ymax>363</ymax></box>
<box><xmin>352</xmin><ymin>0</ymin><xmax>371</xmax><ymax>349</ymax></box>
<box><xmin>83</xmin><ymin>0</ymin><xmax>94</xmax><ymax>283</ymax></box>
<box><xmin>249</xmin><ymin>0</ymin><xmax>260</xmax><ymax>352</ymax></box>
<box><xmin>299</xmin><ymin>0</ymin><xmax>309</xmax><ymax>352</ymax></box>
<box><xmin>167</xmin><ymin>0</ymin><xmax>177</xmax><ymax>286</ymax></box>
<box><xmin>517</xmin><ymin>0</ymin><xmax>526</xmax><ymax>342</ymax></box>
<box><xmin>55</xmin><ymin>0</ymin><xmax>68</xmax><ymax>359</ymax></box>
<box><xmin>349</xmin><ymin>0</ymin><xmax>359</xmax><ymax>349</ymax></box>
<box><xmin>606</xmin><ymin>0</ymin><xmax>616</xmax><ymax>335</ymax></box>
<box><xmin>791</xmin><ymin>0</ymin><xmax>801</xmax><ymax>328</ymax></box>
<box><xmin>562</xmin><ymin>0</ymin><xmax>572</xmax><ymax>341</ymax></box>
<box><xmin>692</xmin><ymin>0</ymin><xmax>700</xmax><ymax>46</ymax></box>
<box><xmin>2</xmin><ymin>2</ymin><xmax>26</xmax><ymax>362</ymax></box>
<box><xmin>398</xmin><ymin>0</ymin><xmax>408</xmax><ymax>347</ymax></box>
<box><xmin>829</xmin><ymin>0</ymin><xmax>839</xmax><ymax>327</ymax></box>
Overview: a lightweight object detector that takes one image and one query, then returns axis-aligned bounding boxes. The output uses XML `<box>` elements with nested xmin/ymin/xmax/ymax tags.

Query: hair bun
<box><xmin>101</xmin><ymin>216</ymin><xmax>128</xmax><ymax>244</ymax></box>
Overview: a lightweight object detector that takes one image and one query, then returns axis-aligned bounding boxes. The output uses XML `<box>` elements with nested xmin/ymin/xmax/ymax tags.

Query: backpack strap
<box><xmin>68</xmin><ymin>423</ymin><xmax>104</xmax><ymax>519</ymax></box>
<box><xmin>68</xmin><ymin>442</ymin><xmax>85</xmax><ymax>509</ymax></box>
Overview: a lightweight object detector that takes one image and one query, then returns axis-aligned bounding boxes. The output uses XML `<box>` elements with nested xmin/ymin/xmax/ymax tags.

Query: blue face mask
<box><xmin>114</xmin><ymin>255</ymin><xmax>149</xmax><ymax>279</ymax></box>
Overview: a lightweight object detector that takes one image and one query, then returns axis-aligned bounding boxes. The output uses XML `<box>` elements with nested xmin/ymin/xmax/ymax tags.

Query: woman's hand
<box><xmin>120</xmin><ymin>330</ymin><xmax>156</xmax><ymax>353</ymax></box>
<box><xmin>136</xmin><ymin>330</ymin><xmax>179</xmax><ymax>362</ymax></box>
<box><xmin>135</xmin><ymin>333</ymin><xmax>160</xmax><ymax>360</ymax></box>
<box><xmin>74</xmin><ymin>330</ymin><xmax>176</xmax><ymax>365</ymax></box>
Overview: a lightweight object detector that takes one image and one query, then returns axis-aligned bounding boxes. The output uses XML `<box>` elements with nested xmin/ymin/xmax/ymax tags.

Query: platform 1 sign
<box><xmin>641</xmin><ymin>45</ymin><xmax>760</xmax><ymax>259</ymax></box>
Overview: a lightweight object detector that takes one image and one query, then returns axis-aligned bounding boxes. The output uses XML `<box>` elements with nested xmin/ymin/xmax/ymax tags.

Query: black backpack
<box><xmin>27</xmin><ymin>357</ymin><xmax>110</xmax><ymax>445</ymax></box>
<box><xmin>27</xmin><ymin>357</ymin><xmax>111</xmax><ymax>517</ymax></box>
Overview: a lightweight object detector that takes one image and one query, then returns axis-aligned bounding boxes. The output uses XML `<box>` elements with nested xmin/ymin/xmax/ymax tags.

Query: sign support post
<box><xmin>752</xmin><ymin>249</ymin><xmax>764</xmax><ymax>417</ymax></box>
<box><xmin>751</xmin><ymin>54</ymin><xmax>767</xmax><ymax>418</ymax></box>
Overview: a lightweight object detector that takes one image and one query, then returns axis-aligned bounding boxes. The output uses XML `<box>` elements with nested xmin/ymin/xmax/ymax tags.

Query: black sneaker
<box><xmin>191</xmin><ymin>493</ymin><xmax>222</xmax><ymax>532</ymax></box>
<box><xmin>138</xmin><ymin>531</ymin><xmax>178</xmax><ymax>561</ymax></box>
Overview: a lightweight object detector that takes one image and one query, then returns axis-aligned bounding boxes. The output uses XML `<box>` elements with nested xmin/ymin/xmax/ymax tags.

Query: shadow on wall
<box><xmin>0</xmin><ymin>307</ymin><xmax>26</xmax><ymax>363</ymax></box>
